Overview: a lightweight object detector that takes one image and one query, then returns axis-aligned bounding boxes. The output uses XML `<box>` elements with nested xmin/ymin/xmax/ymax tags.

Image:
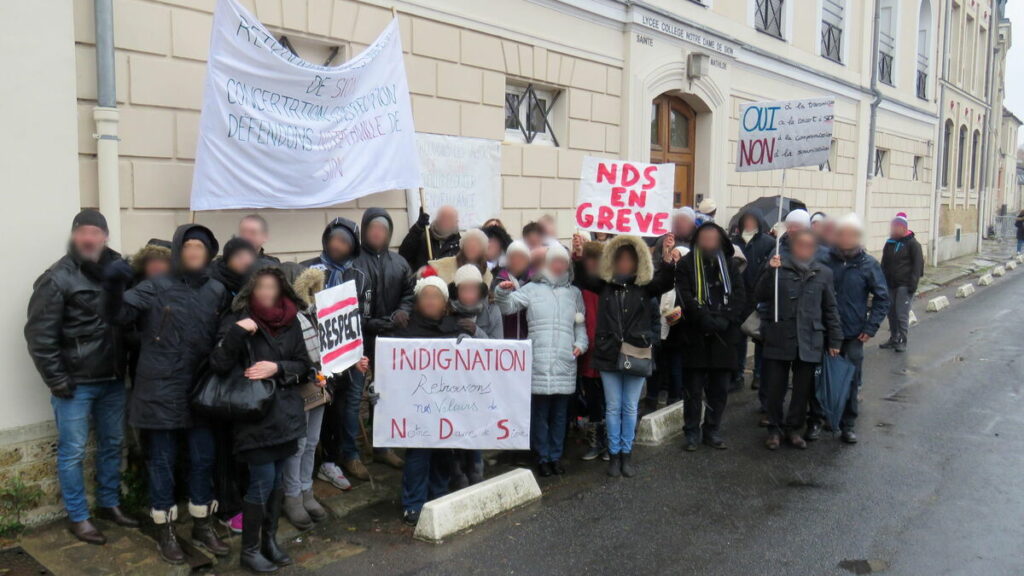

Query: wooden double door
<box><xmin>650</xmin><ymin>94</ymin><xmax>696</xmax><ymax>208</ymax></box>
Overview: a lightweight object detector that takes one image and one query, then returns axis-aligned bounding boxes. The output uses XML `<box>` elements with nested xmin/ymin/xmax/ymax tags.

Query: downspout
<box><xmin>976</xmin><ymin>6</ymin><xmax>997</xmax><ymax>253</ymax></box>
<box><xmin>931</xmin><ymin>0</ymin><xmax>954</xmax><ymax>266</ymax></box>
<box><xmin>93</xmin><ymin>0</ymin><xmax>122</xmax><ymax>251</ymax></box>
<box><xmin>865</xmin><ymin>0</ymin><xmax>882</xmax><ymax>186</ymax></box>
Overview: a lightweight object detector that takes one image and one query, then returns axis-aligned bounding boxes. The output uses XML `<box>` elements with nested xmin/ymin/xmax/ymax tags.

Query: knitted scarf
<box><xmin>693</xmin><ymin>249</ymin><xmax>731</xmax><ymax>307</ymax></box>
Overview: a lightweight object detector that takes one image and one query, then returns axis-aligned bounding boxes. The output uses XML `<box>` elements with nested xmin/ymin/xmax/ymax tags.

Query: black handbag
<box><xmin>615</xmin><ymin>290</ymin><xmax>654</xmax><ymax>377</ymax></box>
<box><xmin>192</xmin><ymin>341</ymin><xmax>276</xmax><ymax>422</ymax></box>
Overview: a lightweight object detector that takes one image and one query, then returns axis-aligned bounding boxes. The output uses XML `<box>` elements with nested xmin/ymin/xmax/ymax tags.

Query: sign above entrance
<box><xmin>736</xmin><ymin>97</ymin><xmax>835</xmax><ymax>172</ymax></box>
<box><xmin>634</xmin><ymin>10</ymin><xmax>737</xmax><ymax>58</ymax></box>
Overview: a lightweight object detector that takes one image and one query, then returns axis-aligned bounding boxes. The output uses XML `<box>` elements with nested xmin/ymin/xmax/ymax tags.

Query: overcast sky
<box><xmin>1004</xmin><ymin>3</ymin><xmax>1024</xmax><ymax>146</ymax></box>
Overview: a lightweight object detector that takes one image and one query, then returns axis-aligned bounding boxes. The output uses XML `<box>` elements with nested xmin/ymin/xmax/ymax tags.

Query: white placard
<box><xmin>314</xmin><ymin>281</ymin><xmax>363</xmax><ymax>375</ymax></box>
<box><xmin>372</xmin><ymin>338</ymin><xmax>532</xmax><ymax>450</ymax></box>
<box><xmin>575</xmin><ymin>156</ymin><xmax>674</xmax><ymax>238</ymax></box>
<box><xmin>404</xmin><ymin>133</ymin><xmax>502</xmax><ymax>228</ymax></box>
<box><xmin>190</xmin><ymin>0</ymin><xmax>421</xmax><ymax>210</ymax></box>
<box><xmin>736</xmin><ymin>97</ymin><xmax>835</xmax><ymax>172</ymax></box>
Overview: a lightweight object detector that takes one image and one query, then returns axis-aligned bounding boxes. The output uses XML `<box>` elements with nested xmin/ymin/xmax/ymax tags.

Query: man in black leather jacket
<box><xmin>25</xmin><ymin>210</ymin><xmax>138</xmax><ymax>545</ymax></box>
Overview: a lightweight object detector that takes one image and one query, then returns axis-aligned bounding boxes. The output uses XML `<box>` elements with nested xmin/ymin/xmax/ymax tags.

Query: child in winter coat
<box><xmin>495</xmin><ymin>244</ymin><xmax>588</xmax><ymax>477</ymax></box>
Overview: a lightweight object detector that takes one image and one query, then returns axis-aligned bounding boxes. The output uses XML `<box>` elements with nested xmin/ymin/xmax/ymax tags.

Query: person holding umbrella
<box><xmin>756</xmin><ymin>228</ymin><xmax>842</xmax><ymax>450</ymax></box>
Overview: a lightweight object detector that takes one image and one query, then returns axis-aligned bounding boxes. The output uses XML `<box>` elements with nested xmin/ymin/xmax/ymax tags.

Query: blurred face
<box><xmin>530</xmin><ymin>247</ymin><xmax>547</xmax><ymax>269</ymax></box>
<box><xmin>591</xmin><ymin>232</ymin><xmax>611</xmax><ymax>242</ymax></box>
<box><xmin>180</xmin><ymin>239</ymin><xmax>209</xmax><ymax>271</ymax></box>
<box><xmin>144</xmin><ymin>258</ymin><xmax>171</xmax><ymax>279</ymax></box>
<box><xmin>523</xmin><ymin>231</ymin><xmax>543</xmax><ymax>250</ymax></box>
<box><xmin>365</xmin><ymin>220</ymin><xmax>390</xmax><ymax>251</ymax></box>
<box><xmin>227</xmin><ymin>250</ymin><xmax>256</xmax><ymax>275</ymax></box>
<box><xmin>461</xmin><ymin>236</ymin><xmax>486</xmax><ymax>262</ymax></box>
<box><xmin>327</xmin><ymin>235</ymin><xmax>352</xmax><ymax>262</ymax></box>
<box><xmin>889</xmin><ymin>222</ymin><xmax>907</xmax><ymax>239</ymax></box>
<box><xmin>252</xmin><ymin>274</ymin><xmax>281</xmax><ymax>308</ymax></box>
<box><xmin>674</xmin><ymin>215</ymin><xmax>696</xmax><ymax>239</ymax></box>
<box><xmin>811</xmin><ymin>219</ymin><xmax>826</xmax><ymax>236</ymax></box>
<box><xmin>435</xmin><ymin>206</ymin><xmax>459</xmax><ymax>236</ymax></box>
<box><xmin>457</xmin><ymin>283</ymin><xmax>481</xmax><ymax>307</ymax></box>
<box><xmin>614</xmin><ymin>248</ymin><xmax>638</xmax><ymax>276</ymax></box>
<box><xmin>835</xmin><ymin>226</ymin><xmax>861</xmax><ymax>251</ymax></box>
<box><xmin>539</xmin><ymin>217</ymin><xmax>556</xmax><ymax>238</ymax></box>
<box><xmin>742</xmin><ymin>215</ymin><xmax>759</xmax><ymax>233</ymax></box>
<box><xmin>695</xmin><ymin>228</ymin><xmax>721</xmax><ymax>253</ymax></box>
<box><xmin>790</xmin><ymin>231</ymin><xmax>817</xmax><ymax>262</ymax></box>
<box><xmin>583</xmin><ymin>255</ymin><xmax>601</xmax><ymax>275</ymax></box>
<box><xmin>546</xmin><ymin>257</ymin><xmax>569</xmax><ymax>277</ymax></box>
<box><xmin>238</xmin><ymin>218</ymin><xmax>267</xmax><ymax>250</ymax></box>
<box><xmin>71</xmin><ymin>226</ymin><xmax>107</xmax><ymax>262</ymax></box>
<box><xmin>487</xmin><ymin>238</ymin><xmax>503</xmax><ymax>262</ymax></box>
<box><xmin>417</xmin><ymin>287</ymin><xmax>447</xmax><ymax>319</ymax></box>
<box><xmin>506</xmin><ymin>251</ymin><xmax>529</xmax><ymax>276</ymax></box>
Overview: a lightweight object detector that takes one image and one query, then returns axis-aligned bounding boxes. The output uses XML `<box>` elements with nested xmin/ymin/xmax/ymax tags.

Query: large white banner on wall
<box><xmin>191</xmin><ymin>0</ymin><xmax>421</xmax><ymax>210</ymax></box>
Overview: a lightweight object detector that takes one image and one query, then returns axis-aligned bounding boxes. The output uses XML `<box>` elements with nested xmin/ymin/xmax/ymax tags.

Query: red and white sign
<box><xmin>372</xmin><ymin>338</ymin><xmax>532</xmax><ymax>450</ymax></box>
<box><xmin>314</xmin><ymin>280</ymin><xmax>363</xmax><ymax>375</ymax></box>
<box><xmin>575</xmin><ymin>156</ymin><xmax>673</xmax><ymax>238</ymax></box>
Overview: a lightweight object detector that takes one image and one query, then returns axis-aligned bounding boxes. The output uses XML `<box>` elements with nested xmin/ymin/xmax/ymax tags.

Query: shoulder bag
<box><xmin>192</xmin><ymin>340</ymin><xmax>276</xmax><ymax>422</ymax></box>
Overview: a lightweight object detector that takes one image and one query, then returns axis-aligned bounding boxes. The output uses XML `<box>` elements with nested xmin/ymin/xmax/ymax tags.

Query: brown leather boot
<box><xmin>97</xmin><ymin>506</ymin><xmax>140</xmax><ymax>528</ymax></box>
<box><xmin>69</xmin><ymin>519</ymin><xmax>106</xmax><ymax>545</ymax></box>
<box><xmin>152</xmin><ymin>508</ymin><xmax>185</xmax><ymax>565</ymax></box>
<box><xmin>374</xmin><ymin>449</ymin><xmax>405</xmax><ymax>470</ymax></box>
<box><xmin>342</xmin><ymin>459</ymin><xmax>370</xmax><ymax>481</ymax></box>
<box><xmin>189</xmin><ymin>502</ymin><xmax>230</xmax><ymax>557</ymax></box>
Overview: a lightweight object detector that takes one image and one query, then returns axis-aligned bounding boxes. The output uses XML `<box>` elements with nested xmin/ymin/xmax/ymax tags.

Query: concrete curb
<box><xmin>635</xmin><ymin>401</ymin><xmax>684</xmax><ymax>446</ymax></box>
<box><xmin>1007</xmin><ymin>261</ymin><xmax>1018</xmax><ymax>270</ymax></box>
<box><xmin>1016</xmin><ymin>254</ymin><xmax>1024</xmax><ymax>263</ymax></box>
<box><xmin>955</xmin><ymin>283</ymin><xmax>975</xmax><ymax>298</ymax></box>
<box><xmin>909</xmin><ymin>310</ymin><xmax>919</xmax><ymax>326</ymax></box>
<box><xmin>993</xmin><ymin>266</ymin><xmax>1007</xmax><ymax>277</ymax></box>
<box><xmin>414</xmin><ymin>468</ymin><xmax>541</xmax><ymax>543</ymax></box>
<box><xmin>978</xmin><ymin>273</ymin><xmax>994</xmax><ymax>286</ymax></box>
<box><xmin>926</xmin><ymin>295</ymin><xmax>950</xmax><ymax>312</ymax></box>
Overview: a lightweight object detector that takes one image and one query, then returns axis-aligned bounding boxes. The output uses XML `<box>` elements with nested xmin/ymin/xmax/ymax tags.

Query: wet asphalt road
<box><xmin>313</xmin><ymin>272</ymin><xmax>1024</xmax><ymax>576</ymax></box>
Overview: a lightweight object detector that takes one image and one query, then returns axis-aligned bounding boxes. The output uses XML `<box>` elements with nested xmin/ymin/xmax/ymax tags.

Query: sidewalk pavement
<box><xmin>915</xmin><ymin>239</ymin><xmax>1018</xmax><ymax>296</ymax></box>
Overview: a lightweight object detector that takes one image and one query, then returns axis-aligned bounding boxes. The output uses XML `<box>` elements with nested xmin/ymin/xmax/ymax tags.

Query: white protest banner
<box><xmin>575</xmin><ymin>156</ymin><xmax>674</xmax><ymax>238</ymax></box>
<box><xmin>372</xmin><ymin>338</ymin><xmax>532</xmax><ymax>450</ymax></box>
<box><xmin>405</xmin><ymin>134</ymin><xmax>501</xmax><ymax>228</ymax></box>
<box><xmin>190</xmin><ymin>0</ymin><xmax>421</xmax><ymax>210</ymax></box>
<box><xmin>314</xmin><ymin>281</ymin><xmax>363</xmax><ymax>375</ymax></box>
<box><xmin>736</xmin><ymin>97</ymin><xmax>835</xmax><ymax>172</ymax></box>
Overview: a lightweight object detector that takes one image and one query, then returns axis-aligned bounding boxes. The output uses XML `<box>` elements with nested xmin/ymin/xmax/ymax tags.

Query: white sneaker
<box><xmin>317</xmin><ymin>462</ymin><xmax>352</xmax><ymax>491</ymax></box>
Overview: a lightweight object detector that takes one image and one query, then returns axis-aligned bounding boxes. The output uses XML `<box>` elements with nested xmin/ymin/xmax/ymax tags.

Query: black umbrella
<box><xmin>728</xmin><ymin>196</ymin><xmax>808</xmax><ymax>233</ymax></box>
<box><xmin>814</xmin><ymin>353</ymin><xmax>857</xmax><ymax>435</ymax></box>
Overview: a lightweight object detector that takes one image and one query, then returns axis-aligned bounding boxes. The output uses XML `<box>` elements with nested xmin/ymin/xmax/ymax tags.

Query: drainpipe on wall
<box><xmin>94</xmin><ymin>0</ymin><xmax>122</xmax><ymax>251</ymax></box>
<box><xmin>865</xmin><ymin>0</ymin><xmax>882</xmax><ymax>192</ymax></box>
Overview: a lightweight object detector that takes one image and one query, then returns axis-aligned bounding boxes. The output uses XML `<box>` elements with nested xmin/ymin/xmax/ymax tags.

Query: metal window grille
<box><xmin>755</xmin><ymin>0</ymin><xmax>784</xmax><ymax>39</ymax></box>
<box><xmin>504</xmin><ymin>84</ymin><xmax>561</xmax><ymax>146</ymax></box>
<box><xmin>821</xmin><ymin>0</ymin><xmax>844</xmax><ymax>62</ymax></box>
<box><xmin>916</xmin><ymin>69</ymin><xmax>928</xmax><ymax>99</ymax></box>
<box><xmin>878</xmin><ymin>51</ymin><xmax>894</xmax><ymax>85</ymax></box>
<box><xmin>912</xmin><ymin>156</ymin><xmax>922</xmax><ymax>181</ymax></box>
<box><xmin>874</xmin><ymin>149</ymin><xmax>887</xmax><ymax>178</ymax></box>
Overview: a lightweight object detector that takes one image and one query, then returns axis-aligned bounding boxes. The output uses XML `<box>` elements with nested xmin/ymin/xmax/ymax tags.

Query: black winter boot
<box><xmin>262</xmin><ymin>490</ymin><xmax>293</xmax><ymax>566</ymax></box>
<box><xmin>607</xmin><ymin>454</ymin><xmax>621</xmax><ymax>477</ymax></box>
<box><xmin>190</xmin><ymin>502</ymin><xmax>230</xmax><ymax>557</ymax></box>
<box><xmin>152</xmin><ymin>509</ymin><xmax>185</xmax><ymax>565</ymax></box>
<box><xmin>620</xmin><ymin>453</ymin><xmax>636</xmax><ymax>478</ymax></box>
<box><xmin>240</xmin><ymin>501</ymin><xmax>277</xmax><ymax>574</ymax></box>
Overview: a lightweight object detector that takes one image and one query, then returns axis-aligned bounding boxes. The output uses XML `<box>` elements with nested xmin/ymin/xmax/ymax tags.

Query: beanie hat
<box><xmin>785</xmin><ymin>209</ymin><xmax>811</xmax><ymax>228</ymax></box>
<box><xmin>223</xmin><ymin>236</ymin><xmax>257</xmax><ymax>263</ymax></box>
<box><xmin>835</xmin><ymin>212</ymin><xmax>864</xmax><ymax>232</ymax></box>
<box><xmin>453</xmin><ymin>264</ymin><xmax>484</xmax><ymax>287</ymax></box>
<box><xmin>892</xmin><ymin>212</ymin><xmax>909</xmax><ymax>228</ymax></box>
<box><xmin>506</xmin><ymin>239</ymin><xmax>530</xmax><ymax>260</ymax></box>
<box><xmin>368</xmin><ymin>215</ymin><xmax>391</xmax><ymax>234</ymax></box>
<box><xmin>414</xmin><ymin>275</ymin><xmax>449</xmax><ymax>302</ymax></box>
<box><xmin>72</xmin><ymin>209</ymin><xmax>108</xmax><ymax>234</ymax></box>
<box><xmin>460</xmin><ymin>228</ymin><xmax>488</xmax><ymax>251</ymax></box>
<box><xmin>675</xmin><ymin>206</ymin><xmax>697</xmax><ymax>221</ymax></box>
<box><xmin>329</xmin><ymin>225</ymin><xmax>356</xmax><ymax>247</ymax></box>
<box><xmin>698</xmin><ymin>198</ymin><xmax>717</xmax><ymax>214</ymax></box>
<box><xmin>183</xmin><ymin>226</ymin><xmax>216</xmax><ymax>255</ymax></box>
<box><xmin>545</xmin><ymin>242</ymin><xmax>571</xmax><ymax>265</ymax></box>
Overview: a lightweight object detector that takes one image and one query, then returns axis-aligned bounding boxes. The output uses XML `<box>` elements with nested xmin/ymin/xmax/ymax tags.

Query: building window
<box><xmin>916</xmin><ymin>0</ymin><xmax>932</xmax><ymax>100</ymax></box>
<box><xmin>941</xmin><ymin>120</ymin><xmax>953</xmax><ymax>188</ymax></box>
<box><xmin>913</xmin><ymin>155</ymin><xmax>923</xmax><ymax>181</ymax></box>
<box><xmin>505</xmin><ymin>83</ymin><xmax>560</xmax><ymax>146</ymax></box>
<box><xmin>970</xmin><ymin>129</ymin><xmax>981</xmax><ymax>189</ymax></box>
<box><xmin>878</xmin><ymin>0</ymin><xmax>897</xmax><ymax>86</ymax></box>
<box><xmin>957</xmin><ymin>125</ymin><xmax>967</xmax><ymax>188</ymax></box>
<box><xmin>820</xmin><ymin>138</ymin><xmax>838</xmax><ymax>172</ymax></box>
<box><xmin>755</xmin><ymin>0</ymin><xmax>785</xmax><ymax>39</ymax></box>
<box><xmin>821</xmin><ymin>0</ymin><xmax>844</xmax><ymax>63</ymax></box>
<box><xmin>874</xmin><ymin>148</ymin><xmax>890</xmax><ymax>178</ymax></box>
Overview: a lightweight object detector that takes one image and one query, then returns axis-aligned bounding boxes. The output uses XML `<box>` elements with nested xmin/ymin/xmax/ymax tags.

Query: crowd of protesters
<box><xmin>25</xmin><ymin>200</ymin><xmax>920</xmax><ymax>571</ymax></box>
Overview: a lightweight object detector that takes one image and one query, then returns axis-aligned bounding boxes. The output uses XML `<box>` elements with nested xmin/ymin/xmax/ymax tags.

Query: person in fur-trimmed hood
<box><xmin>572</xmin><ymin>233</ymin><xmax>677</xmax><ymax>477</ymax></box>
<box><xmin>130</xmin><ymin>238</ymin><xmax>172</xmax><ymax>282</ymax></box>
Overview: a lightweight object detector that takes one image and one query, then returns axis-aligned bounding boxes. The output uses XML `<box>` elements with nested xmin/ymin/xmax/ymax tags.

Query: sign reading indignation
<box><xmin>736</xmin><ymin>97</ymin><xmax>835</xmax><ymax>172</ymax></box>
<box><xmin>372</xmin><ymin>338</ymin><xmax>532</xmax><ymax>450</ymax></box>
<box><xmin>575</xmin><ymin>156</ymin><xmax>674</xmax><ymax>238</ymax></box>
<box><xmin>314</xmin><ymin>281</ymin><xmax>363</xmax><ymax>375</ymax></box>
<box><xmin>190</xmin><ymin>0</ymin><xmax>421</xmax><ymax>210</ymax></box>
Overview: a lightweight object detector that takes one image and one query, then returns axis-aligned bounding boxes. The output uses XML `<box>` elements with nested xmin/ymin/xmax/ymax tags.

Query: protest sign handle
<box><xmin>773</xmin><ymin>168</ymin><xmax>787</xmax><ymax>323</ymax></box>
<box><xmin>419</xmin><ymin>187</ymin><xmax>433</xmax><ymax>261</ymax></box>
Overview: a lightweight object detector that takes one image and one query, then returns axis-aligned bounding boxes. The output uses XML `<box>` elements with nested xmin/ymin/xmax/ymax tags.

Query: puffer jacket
<box><xmin>208</xmin><ymin>268</ymin><xmax>310</xmax><ymax>455</ymax></box>
<box><xmin>495</xmin><ymin>272</ymin><xmax>588</xmax><ymax>395</ymax></box>
<box><xmin>492</xmin><ymin>268</ymin><xmax>531</xmax><ymax>340</ymax></box>
<box><xmin>353</xmin><ymin>208</ymin><xmax>415</xmax><ymax>358</ymax></box>
<box><xmin>755</xmin><ymin>257</ymin><xmax>843</xmax><ymax>363</ymax></box>
<box><xmin>25</xmin><ymin>247</ymin><xmax>125</xmax><ymax>391</ymax></box>
<box><xmin>827</xmin><ymin>247</ymin><xmax>890</xmax><ymax>339</ymax></box>
<box><xmin>107</xmin><ymin>224</ymin><xmax>228</xmax><ymax>429</ymax></box>
<box><xmin>574</xmin><ymin>235</ymin><xmax>675</xmax><ymax>372</ymax></box>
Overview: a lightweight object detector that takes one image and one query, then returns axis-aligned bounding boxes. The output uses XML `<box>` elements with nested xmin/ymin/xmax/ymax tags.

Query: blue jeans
<box><xmin>282</xmin><ymin>405</ymin><xmax>324</xmax><ymax>497</ymax></box>
<box><xmin>321</xmin><ymin>370</ymin><xmax>365</xmax><ymax>463</ymax></box>
<box><xmin>146</xmin><ymin>427</ymin><xmax>216</xmax><ymax>511</ymax></box>
<box><xmin>51</xmin><ymin>381</ymin><xmax>125</xmax><ymax>522</ymax></box>
<box><xmin>246</xmin><ymin>459</ymin><xmax>285</xmax><ymax>505</ymax></box>
<box><xmin>1018</xmin><ymin>238</ymin><xmax>1023</xmax><ymax>253</ymax></box>
<box><xmin>530</xmin><ymin>394</ymin><xmax>570</xmax><ymax>464</ymax></box>
<box><xmin>401</xmin><ymin>449</ymin><xmax>451</xmax><ymax>513</ymax></box>
<box><xmin>600</xmin><ymin>371</ymin><xmax>646</xmax><ymax>454</ymax></box>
